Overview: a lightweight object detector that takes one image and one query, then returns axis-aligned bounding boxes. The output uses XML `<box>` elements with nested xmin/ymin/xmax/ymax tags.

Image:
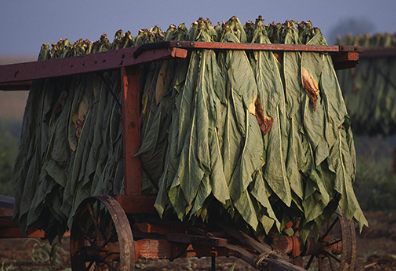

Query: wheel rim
<box><xmin>70</xmin><ymin>195</ymin><xmax>135</xmax><ymax>271</ymax></box>
<box><xmin>304</xmin><ymin>209</ymin><xmax>356</xmax><ymax>271</ymax></box>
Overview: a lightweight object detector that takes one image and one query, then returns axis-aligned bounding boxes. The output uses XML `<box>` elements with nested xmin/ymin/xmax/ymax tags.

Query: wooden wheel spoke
<box><xmin>103</xmin><ymin>259</ymin><xmax>116</xmax><ymax>271</ymax></box>
<box><xmin>87</xmin><ymin>201</ymin><xmax>105</xmax><ymax>243</ymax></box>
<box><xmin>320</xmin><ymin>216</ymin><xmax>339</xmax><ymax>240</ymax></box>
<box><xmin>101</xmin><ymin>231</ymin><xmax>117</xmax><ymax>249</ymax></box>
<box><xmin>96</xmin><ymin>201</ymin><xmax>101</xmax><ymax>228</ymax></box>
<box><xmin>78</xmin><ymin>223</ymin><xmax>93</xmax><ymax>245</ymax></box>
<box><xmin>87</xmin><ymin>203</ymin><xmax>97</xmax><ymax>227</ymax></box>
<box><xmin>95</xmin><ymin>201</ymin><xmax>106</xmax><ymax>243</ymax></box>
<box><xmin>71</xmin><ymin>196</ymin><xmax>135</xmax><ymax>271</ymax></box>
<box><xmin>328</xmin><ymin>255</ymin><xmax>336</xmax><ymax>271</ymax></box>
<box><xmin>318</xmin><ymin>257</ymin><xmax>324</xmax><ymax>271</ymax></box>
<box><xmin>87</xmin><ymin>203</ymin><xmax>100</xmax><ymax>242</ymax></box>
<box><xmin>302</xmin><ymin>209</ymin><xmax>356</xmax><ymax>271</ymax></box>
<box><xmin>326</xmin><ymin>238</ymin><xmax>341</xmax><ymax>247</ymax></box>
<box><xmin>305</xmin><ymin>255</ymin><xmax>315</xmax><ymax>269</ymax></box>
<box><xmin>323</xmin><ymin>250</ymin><xmax>341</xmax><ymax>263</ymax></box>
<box><xmin>86</xmin><ymin>260</ymin><xmax>94</xmax><ymax>271</ymax></box>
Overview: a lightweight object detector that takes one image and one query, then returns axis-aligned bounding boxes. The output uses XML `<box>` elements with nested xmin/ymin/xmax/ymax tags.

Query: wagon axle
<box><xmin>272</xmin><ymin>234</ymin><xmax>343</xmax><ymax>258</ymax></box>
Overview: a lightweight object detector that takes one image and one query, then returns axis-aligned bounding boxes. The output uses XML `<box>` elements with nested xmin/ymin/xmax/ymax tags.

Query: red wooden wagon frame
<box><xmin>0</xmin><ymin>42</ymin><xmax>362</xmax><ymax>271</ymax></box>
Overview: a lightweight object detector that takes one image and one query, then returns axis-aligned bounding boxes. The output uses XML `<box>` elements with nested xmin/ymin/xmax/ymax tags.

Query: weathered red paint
<box><xmin>121</xmin><ymin>67</ymin><xmax>142</xmax><ymax>196</ymax></box>
<box><xmin>136</xmin><ymin>41</ymin><xmax>361</xmax><ymax>54</ymax></box>
<box><xmin>0</xmin><ymin>207</ymin><xmax>13</xmax><ymax>217</ymax></box>
<box><xmin>332</xmin><ymin>52</ymin><xmax>360</xmax><ymax>70</ymax></box>
<box><xmin>192</xmin><ymin>42</ymin><xmax>341</xmax><ymax>52</ymax></box>
<box><xmin>0</xmin><ymin>43</ymin><xmax>360</xmax><ymax>89</ymax></box>
<box><xmin>134</xmin><ymin>239</ymin><xmax>228</xmax><ymax>260</ymax></box>
<box><xmin>0</xmin><ymin>47</ymin><xmax>188</xmax><ymax>85</ymax></box>
<box><xmin>133</xmin><ymin>221</ymin><xmax>189</xmax><ymax>235</ymax></box>
<box><xmin>114</xmin><ymin>195</ymin><xmax>157</xmax><ymax>214</ymax></box>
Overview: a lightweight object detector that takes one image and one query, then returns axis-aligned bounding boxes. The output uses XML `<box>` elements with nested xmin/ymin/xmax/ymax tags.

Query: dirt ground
<box><xmin>0</xmin><ymin>211</ymin><xmax>395</xmax><ymax>270</ymax></box>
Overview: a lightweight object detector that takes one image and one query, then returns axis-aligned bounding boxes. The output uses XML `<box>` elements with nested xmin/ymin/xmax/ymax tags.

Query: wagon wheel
<box><xmin>70</xmin><ymin>195</ymin><xmax>135</xmax><ymax>271</ymax></box>
<box><xmin>304</xmin><ymin>209</ymin><xmax>356</xmax><ymax>271</ymax></box>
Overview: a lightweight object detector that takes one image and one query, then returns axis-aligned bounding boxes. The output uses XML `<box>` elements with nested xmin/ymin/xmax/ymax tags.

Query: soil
<box><xmin>0</xmin><ymin>211</ymin><xmax>395</xmax><ymax>271</ymax></box>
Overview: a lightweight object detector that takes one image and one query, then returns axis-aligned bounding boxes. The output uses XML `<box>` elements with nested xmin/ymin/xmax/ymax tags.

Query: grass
<box><xmin>0</xmin><ymin>238</ymin><xmax>71</xmax><ymax>271</ymax></box>
<box><xmin>353</xmin><ymin>135</ymin><xmax>396</xmax><ymax>211</ymax></box>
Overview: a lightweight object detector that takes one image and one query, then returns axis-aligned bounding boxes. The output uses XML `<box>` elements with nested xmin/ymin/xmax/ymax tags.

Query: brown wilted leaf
<box><xmin>273</xmin><ymin>52</ymin><xmax>283</xmax><ymax>64</ymax></box>
<box><xmin>254</xmin><ymin>97</ymin><xmax>273</xmax><ymax>135</ymax></box>
<box><xmin>301</xmin><ymin>66</ymin><xmax>319</xmax><ymax>110</ymax></box>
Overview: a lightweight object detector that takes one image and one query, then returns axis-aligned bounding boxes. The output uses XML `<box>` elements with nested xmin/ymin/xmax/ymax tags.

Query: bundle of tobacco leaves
<box><xmin>137</xmin><ymin>17</ymin><xmax>366</xmax><ymax>241</ymax></box>
<box><xmin>337</xmin><ymin>32</ymin><xmax>396</xmax><ymax>135</ymax></box>
<box><xmin>12</xmin><ymin>16</ymin><xmax>367</xmax><ymax>243</ymax></box>
<box><xmin>12</xmin><ymin>32</ymin><xmax>136</xmax><ymax>242</ymax></box>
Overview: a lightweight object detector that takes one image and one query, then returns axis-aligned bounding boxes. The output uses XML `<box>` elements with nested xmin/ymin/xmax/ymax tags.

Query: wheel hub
<box><xmin>80</xmin><ymin>245</ymin><xmax>102</xmax><ymax>262</ymax></box>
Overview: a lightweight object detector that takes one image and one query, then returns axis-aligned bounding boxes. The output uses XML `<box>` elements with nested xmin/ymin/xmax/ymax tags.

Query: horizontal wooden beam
<box><xmin>0</xmin><ymin>227</ymin><xmax>70</xmax><ymax>238</ymax></box>
<box><xmin>1</xmin><ymin>42</ymin><xmax>361</xmax><ymax>90</ymax></box>
<box><xmin>0</xmin><ymin>207</ymin><xmax>13</xmax><ymax>217</ymax></box>
<box><xmin>0</xmin><ymin>47</ymin><xmax>188</xmax><ymax>85</ymax></box>
<box><xmin>114</xmin><ymin>194</ymin><xmax>157</xmax><ymax>214</ymax></box>
<box><xmin>0</xmin><ymin>81</ymin><xmax>31</xmax><ymax>91</ymax></box>
<box><xmin>133</xmin><ymin>41</ymin><xmax>362</xmax><ymax>57</ymax></box>
<box><xmin>360</xmin><ymin>46</ymin><xmax>396</xmax><ymax>58</ymax></box>
<box><xmin>134</xmin><ymin>239</ymin><xmax>229</xmax><ymax>260</ymax></box>
<box><xmin>191</xmin><ymin>42</ymin><xmax>348</xmax><ymax>52</ymax></box>
<box><xmin>0</xmin><ymin>227</ymin><xmax>46</xmax><ymax>238</ymax></box>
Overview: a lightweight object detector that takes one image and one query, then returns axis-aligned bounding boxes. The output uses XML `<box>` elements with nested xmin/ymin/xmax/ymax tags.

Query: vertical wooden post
<box><xmin>121</xmin><ymin>66</ymin><xmax>141</xmax><ymax>196</ymax></box>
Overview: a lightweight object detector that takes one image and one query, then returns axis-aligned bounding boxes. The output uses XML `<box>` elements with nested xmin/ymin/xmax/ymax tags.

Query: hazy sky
<box><xmin>1</xmin><ymin>0</ymin><xmax>395</xmax><ymax>57</ymax></box>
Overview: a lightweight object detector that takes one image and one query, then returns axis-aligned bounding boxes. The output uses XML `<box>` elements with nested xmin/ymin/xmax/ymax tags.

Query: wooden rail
<box><xmin>360</xmin><ymin>46</ymin><xmax>396</xmax><ymax>58</ymax></box>
<box><xmin>0</xmin><ymin>195</ymin><xmax>70</xmax><ymax>238</ymax></box>
<box><xmin>0</xmin><ymin>43</ymin><xmax>361</xmax><ymax>91</ymax></box>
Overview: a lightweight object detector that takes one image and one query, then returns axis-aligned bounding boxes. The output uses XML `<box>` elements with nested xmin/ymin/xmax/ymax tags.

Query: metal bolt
<box><xmin>130</xmin><ymin>121</ymin><xmax>135</xmax><ymax>128</ymax></box>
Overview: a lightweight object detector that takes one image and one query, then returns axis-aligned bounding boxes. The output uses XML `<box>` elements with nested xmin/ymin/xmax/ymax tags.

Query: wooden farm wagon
<box><xmin>0</xmin><ymin>41</ymin><xmax>362</xmax><ymax>270</ymax></box>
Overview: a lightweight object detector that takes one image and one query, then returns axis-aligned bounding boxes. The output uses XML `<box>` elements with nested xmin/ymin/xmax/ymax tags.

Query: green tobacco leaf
<box><xmin>282</xmin><ymin>48</ymin><xmax>306</xmax><ymax>200</ymax></box>
<box><xmin>264</xmin><ymin>104</ymin><xmax>291</xmax><ymax>207</ymax></box>
<box><xmin>250</xmin><ymin>170</ymin><xmax>279</xmax><ymax>233</ymax></box>
<box><xmin>329</xmin><ymin>124</ymin><xmax>368</xmax><ymax>227</ymax></box>
<box><xmin>155</xmin><ymin>92</ymin><xmax>182</xmax><ymax>216</ymax></box>
<box><xmin>177</xmin><ymin>52</ymin><xmax>200</xmax><ymax>154</ymax></box>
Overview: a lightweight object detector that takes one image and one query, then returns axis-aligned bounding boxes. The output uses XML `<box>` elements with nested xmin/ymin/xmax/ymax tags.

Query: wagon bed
<box><xmin>0</xmin><ymin>42</ymin><xmax>362</xmax><ymax>271</ymax></box>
